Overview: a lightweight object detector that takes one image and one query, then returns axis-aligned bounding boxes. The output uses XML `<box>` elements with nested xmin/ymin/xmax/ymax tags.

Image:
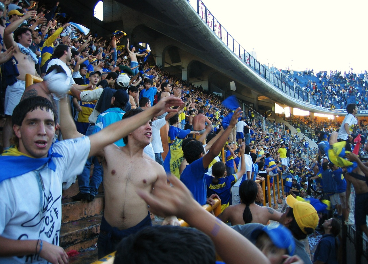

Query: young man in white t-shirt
<box><xmin>0</xmin><ymin>93</ymin><xmax>183</xmax><ymax>263</ymax></box>
<box><xmin>337</xmin><ymin>103</ymin><xmax>357</xmax><ymax>151</ymax></box>
<box><xmin>235</xmin><ymin>117</ymin><xmax>246</xmax><ymax>145</ymax></box>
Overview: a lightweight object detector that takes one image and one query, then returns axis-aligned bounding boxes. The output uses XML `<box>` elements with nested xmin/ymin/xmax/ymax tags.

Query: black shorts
<box><xmin>354</xmin><ymin>192</ymin><xmax>368</xmax><ymax>226</ymax></box>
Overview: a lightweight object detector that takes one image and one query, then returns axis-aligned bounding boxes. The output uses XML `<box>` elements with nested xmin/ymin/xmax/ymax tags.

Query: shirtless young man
<box><xmin>110</xmin><ymin>34</ymin><xmax>123</xmax><ymax>66</ymax></box>
<box><xmin>126</xmin><ymin>38</ymin><xmax>146</xmax><ymax>76</ymax></box>
<box><xmin>3</xmin><ymin>10</ymin><xmax>38</xmax><ymax>149</ymax></box>
<box><xmin>60</xmin><ymin>97</ymin><xmax>181</xmax><ymax>258</ymax></box>
<box><xmin>193</xmin><ymin>109</ymin><xmax>212</xmax><ymax>133</ymax></box>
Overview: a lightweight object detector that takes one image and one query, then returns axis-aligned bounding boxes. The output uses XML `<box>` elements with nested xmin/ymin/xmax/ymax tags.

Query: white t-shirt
<box><xmin>337</xmin><ymin>113</ymin><xmax>357</xmax><ymax>140</ymax></box>
<box><xmin>46</xmin><ymin>59</ymin><xmax>75</xmax><ymax>86</ymax></box>
<box><xmin>143</xmin><ymin>143</ymin><xmax>155</xmax><ymax>160</ymax></box>
<box><xmin>236</xmin><ymin>120</ymin><xmax>246</xmax><ymax>133</ymax></box>
<box><xmin>152</xmin><ymin>117</ymin><xmax>167</xmax><ymax>154</ymax></box>
<box><xmin>0</xmin><ymin>136</ymin><xmax>90</xmax><ymax>263</ymax></box>
<box><xmin>238</xmin><ymin>154</ymin><xmax>253</xmax><ymax>173</ymax></box>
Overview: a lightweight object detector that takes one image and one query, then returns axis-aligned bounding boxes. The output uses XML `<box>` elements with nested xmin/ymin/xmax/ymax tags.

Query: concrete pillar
<box><xmin>310</xmin><ymin>112</ymin><xmax>315</xmax><ymax>120</ymax></box>
<box><xmin>182</xmin><ymin>67</ymin><xmax>188</xmax><ymax>81</ymax></box>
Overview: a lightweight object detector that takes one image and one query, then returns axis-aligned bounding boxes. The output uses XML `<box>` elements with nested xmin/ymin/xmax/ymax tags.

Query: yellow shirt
<box><xmin>278</xmin><ymin>148</ymin><xmax>287</xmax><ymax>159</ymax></box>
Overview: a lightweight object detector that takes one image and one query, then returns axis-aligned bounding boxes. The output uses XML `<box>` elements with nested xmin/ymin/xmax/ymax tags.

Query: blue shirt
<box><xmin>140</xmin><ymin>87</ymin><xmax>157</xmax><ymax>106</ymax></box>
<box><xmin>205</xmin><ymin>173</ymin><xmax>237</xmax><ymax>206</ymax></box>
<box><xmin>313</xmin><ymin>234</ymin><xmax>339</xmax><ymax>264</ymax></box>
<box><xmin>180</xmin><ymin>157</ymin><xmax>208</xmax><ymax>205</ymax></box>
<box><xmin>225</xmin><ymin>150</ymin><xmax>234</xmax><ymax>167</ymax></box>
<box><xmin>332</xmin><ymin>168</ymin><xmax>347</xmax><ymax>193</ymax></box>
<box><xmin>93</xmin><ymin>107</ymin><xmax>125</xmax><ymax>147</ymax></box>
<box><xmin>321</xmin><ymin>169</ymin><xmax>337</xmax><ymax>193</ymax></box>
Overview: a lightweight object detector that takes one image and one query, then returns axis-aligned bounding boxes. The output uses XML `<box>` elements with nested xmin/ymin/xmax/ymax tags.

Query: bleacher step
<box><xmin>62</xmin><ymin>195</ymin><xmax>104</xmax><ymax>224</ymax></box>
<box><xmin>60</xmin><ymin>215</ymin><xmax>102</xmax><ymax>251</ymax></box>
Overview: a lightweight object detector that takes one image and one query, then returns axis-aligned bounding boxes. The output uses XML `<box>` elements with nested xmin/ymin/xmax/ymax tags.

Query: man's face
<box><xmin>41</xmin><ymin>25</ymin><xmax>47</xmax><ymax>33</ymax></box>
<box><xmin>80</xmin><ymin>67</ymin><xmax>87</xmax><ymax>77</ymax></box>
<box><xmin>32</xmin><ymin>35</ymin><xmax>41</xmax><ymax>44</ymax></box>
<box><xmin>129</xmin><ymin>91</ymin><xmax>137</xmax><ymax>97</ymax></box>
<box><xmin>129</xmin><ymin>120</ymin><xmax>152</xmax><ymax>146</ymax></box>
<box><xmin>255</xmin><ymin>233</ymin><xmax>287</xmax><ymax>264</ymax></box>
<box><xmin>19</xmin><ymin>30</ymin><xmax>32</xmax><ymax>47</ymax></box>
<box><xmin>322</xmin><ymin>218</ymin><xmax>333</xmax><ymax>229</ymax></box>
<box><xmin>14</xmin><ymin>107</ymin><xmax>55</xmax><ymax>158</ymax></box>
<box><xmin>144</xmin><ymin>82</ymin><xmax>151</xmax><ymax>90</ymax></box>
<box><xmin>89</xmin><ymin>73</ymin><xmax>100</xmax><ymax>85</ymax></box>
<box><xmin>164</xmin><ymin>84</ymin><xmax>172</xmax><ymax>92</ymax></box>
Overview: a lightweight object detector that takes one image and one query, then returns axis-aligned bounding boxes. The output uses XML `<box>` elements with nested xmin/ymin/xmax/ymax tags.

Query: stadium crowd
<box><xmin>0</xmin><ymin>1</ymin><xmax>367</xmax><ymax>264</ymax></box>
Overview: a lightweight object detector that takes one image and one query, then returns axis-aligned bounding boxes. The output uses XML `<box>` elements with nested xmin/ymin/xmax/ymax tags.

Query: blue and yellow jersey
<box><xmin>225</xmin><ymin>150</ymin><xmax>234</xmax><ymax>167</ymax></box>
<box><xmin>41</xmin><ymin>27</ymin><xmax>63</xmax><ymax>67</ymax></box>
<box><xmin>205</xmin><ymin>173</ymin><xmax>238</xmax><ymax>212</ymax></box>
<box><xmin>77</xmin><ymin>86</ymin><xmax>98</xmax><ymax>123</ymax></box>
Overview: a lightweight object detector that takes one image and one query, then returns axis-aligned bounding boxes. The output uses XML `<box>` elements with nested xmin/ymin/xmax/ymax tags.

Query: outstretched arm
<box><xmin>88</xmin><ymin>96</ymin><xmax>183</xmax><ymax>157</ymax></box>
<box><xmin>236</xmin><ymin>143</ymin><xmax>246</xmax><ymax>179</ymax></box>
<box><xmin>202</xmin><ymin>108</ymin><xmax>242</xmax><ymax>169</ymax></box>
<box><xmin>4</xmin><ymin>11</ymin><xmax>37</xmax><ymax>49</ymax></box>
<box><xmin>137</xmin><ymin>175</ymin><xmax>270</xmax><ymax>264</ymax></box>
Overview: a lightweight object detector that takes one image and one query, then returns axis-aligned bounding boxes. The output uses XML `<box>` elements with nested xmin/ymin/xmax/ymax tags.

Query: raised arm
<box><xmin>202</xmin><ymin>108</ymin><xmax>242</xmax><ymax>169</ymax></box>
<box><xmin>4</xmin><ymin>11</ymin><xmax>37</xmax><ymax>49</ymax></box>
<box><xmin>137</xmin><ymin>175</ymin><xmax>270</xmax><ymax>264</ymax></box>
<box><xmin>88</xmin><ymin>96</ymin><xmax>183</xmax><ymax>157</ymax></box>
<box><xmin>59</xmin><ymin>97</ymin><xmax>83</xmax><ymax>140</ymax></box>
<box><xmin>236</xmin><ymin>143</ymin><xmax>246</xmax><ymax>179</ymax></box>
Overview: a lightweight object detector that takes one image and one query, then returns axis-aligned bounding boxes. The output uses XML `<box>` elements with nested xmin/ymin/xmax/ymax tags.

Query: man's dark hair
<box><xmin>239</xmin><ymin>180</ymin><xmax>258</xmax><ymax>224</ymax></box>
<box><xmin>346</xmin><ymin>104</ymin><xmax>356</xmax><ymax>114</ymax></box>
<box><xmin>330</xmin><ymin>218</ymin><xmax>340</xmax><ymax>237</ymax></box>
<box><xmin>183</xmin><ymin>140</ymin><xmax>204</xmax><ymax>164</ymax></box>
<box><xmin>198</xmin><ymin>109</ymin><xmax>204</xmax><ymax>114</ymax></box>
<box><xmin>12</xmin><ymin>96</ymin><xmax>57</xmax><ymax>127</ymax></box>
<box><xmin>14</xmin><ymin>27</ymin><xmax>32</xmax><ymax>43</ymax></box>
<box><xmin>106</xmin><ymin>72</ymin><xmax>118</xmax><ymax>80</ymax></box>
<box><xmin>144</xmin><ymin>78</ymin><xmax>153</xmax><ymax>85</ymax></box>
<box><xmin>121</xmin><ymin>108</ymin><xmax>144</xmax><ymax>144</ymax></box>
<box><xmin>322</xmin><ymin>161</ymin><xmax>329</xmax><ymax>171</ymax></box>
<box><xmin>128</xmin><ymin>86</ymin><xmax>138</xmax><ymax>93</ymax></box>
<box><xmin>139</xmin><ymin>97</ymin><xmax>150</xmax><ymax>108</ymax></box>
<box><xmin>212</xmin><ymin>161</ymin><xmax>226</xmax><ymax>178</ymax></box>
<box><xmin>168</xmin><ymin>114</ymin><xmax>179</xmax><ymax>126</ymax></box>
<box><xmin>161</xmin><ymin>82</ymin><xmax>169</xmax><ymax>91</ymax></box>
<box><xmin>52</xmin><ymin>44</ymin><xmax>69</xmax><ymax>59</ymax></box>
<box><xmin>250</xmin><ymin>153</ymin><xmax>257</xmax><ymax>163</ymax></box>
<box><xmin>182</xmin><ymin>138</ymin><xmax>196</xmax><ymax>149</ymax></box>
<box><xmin>286</xmin><ymin>207</ymin><xmax>314</xmax><ymax>240</ymax></box>
<box><xmin>114</xmin><ymin>226</ymin><xmax>215</xmax><ymax>264</ymax></box>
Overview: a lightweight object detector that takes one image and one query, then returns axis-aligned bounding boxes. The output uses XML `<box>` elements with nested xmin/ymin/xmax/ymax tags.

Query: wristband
<box><xmin>35</xmin><ymin>239</ymin><xmax>40</xmax><ymax>254</ymax></box>
<box><xmin>38</xmin><ymin>240</ymin><xmax>43</xmax><ymax>255</ymax></box>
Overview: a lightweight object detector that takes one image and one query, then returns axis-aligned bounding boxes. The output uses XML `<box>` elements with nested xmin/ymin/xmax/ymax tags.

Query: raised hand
<box><xmin>0</xmin><ymin>46</ymin><xmax>15</xmax><ymax>64</ymax></box>
<box><xmin>152</xmin><ymin>95</ymin><xmax>183</xmax><ymax>117</ymax></box>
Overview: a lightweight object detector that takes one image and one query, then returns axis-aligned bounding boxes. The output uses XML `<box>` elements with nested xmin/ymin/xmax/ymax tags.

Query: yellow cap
<box><xmin>8</xmin><ymin>10</ymin><xmax>24</xmax><ymax>16</ymax></box>
<box><xmin>286</xmin><ymin>195</ymin><xmax>318</xmax><ymax>234</ymax></box>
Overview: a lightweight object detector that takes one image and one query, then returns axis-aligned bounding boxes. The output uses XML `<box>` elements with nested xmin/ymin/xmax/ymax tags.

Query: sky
<box><xmin>195</xmin><ymin>0</ymin><xmax>368</xmax><ymax>73</ymax></box>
